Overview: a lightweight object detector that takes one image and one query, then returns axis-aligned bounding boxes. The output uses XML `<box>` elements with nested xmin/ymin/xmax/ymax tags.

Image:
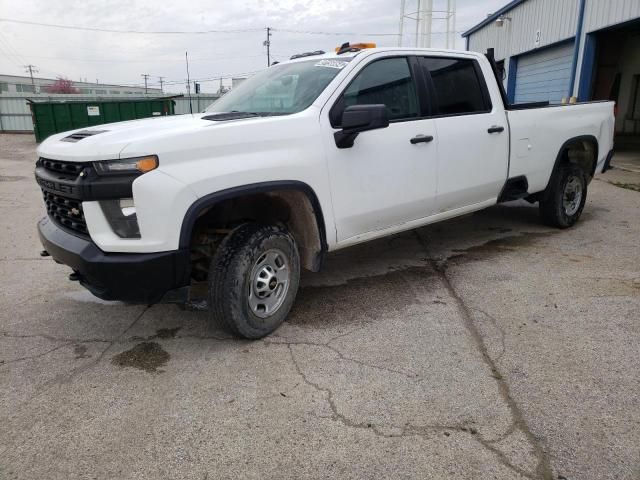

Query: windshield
<box><xmin>205</xmin><ymin>58</ymin><xmax>352</xmax><ymax>116</ymax></box>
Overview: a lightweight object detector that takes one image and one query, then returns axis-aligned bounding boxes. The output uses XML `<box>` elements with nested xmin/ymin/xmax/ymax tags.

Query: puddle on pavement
<box><xmin>111</xmin><ymin>342</ymin><xmax>170</xmax><ymax>372</ymax></box>
<box><xmin>609</xmin><ymin>181</ymin><xmax>640</xmax><ymax>192</ymax></box>
<box><xmin>289</xmin><ymin>265</ymin><xmax>438</xmax><ymax>327</ymax></box>
<box><xmin>445</xmin><ymin>231</ymin><xmax>558</xmax><ymax>265</ymax></box>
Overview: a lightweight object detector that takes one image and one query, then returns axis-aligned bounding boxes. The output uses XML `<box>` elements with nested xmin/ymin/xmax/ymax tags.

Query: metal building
<box><xmin>0</xmin><ymin>74</ymin><xmax>162</xmax><ymax>95</ymax></box>
<box><xmin>462</xmin><ymin>0</ymin><xmax>640</xmax><ymax>146</ymax></box>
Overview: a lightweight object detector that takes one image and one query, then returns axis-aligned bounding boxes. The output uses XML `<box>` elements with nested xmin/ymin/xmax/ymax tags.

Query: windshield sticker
<box><xmin>315</xmin><ymin>59</ymin><xmax>348</xmax><ymax>69</ymax></box>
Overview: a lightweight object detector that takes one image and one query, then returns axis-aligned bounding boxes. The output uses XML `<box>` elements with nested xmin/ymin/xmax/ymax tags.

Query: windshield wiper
<box><xmin>202</xmin><ymin>111</ymin><xmax>263</xmax><ymax>121</ymax></box>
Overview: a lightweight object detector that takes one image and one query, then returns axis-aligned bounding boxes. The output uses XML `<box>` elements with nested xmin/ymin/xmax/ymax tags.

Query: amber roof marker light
<box><xmin>335</xmin><ymin>42</ymin><xmax>377</xmax><ymax>54</ymax></box>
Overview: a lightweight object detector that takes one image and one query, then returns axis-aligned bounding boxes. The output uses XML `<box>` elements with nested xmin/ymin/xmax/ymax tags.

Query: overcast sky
<box><xmin>0</xmin><ymin>0</ymin><xmax>507</xmax><ymax>93</ymax></box>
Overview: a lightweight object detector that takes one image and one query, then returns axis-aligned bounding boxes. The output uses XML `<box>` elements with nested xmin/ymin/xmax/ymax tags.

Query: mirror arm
<box><xmin>334</xmin><ymin>130</ymin><xmax>360</xmax><ymax>149</ymax></box>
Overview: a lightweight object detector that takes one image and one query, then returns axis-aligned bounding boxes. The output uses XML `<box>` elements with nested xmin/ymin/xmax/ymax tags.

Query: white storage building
<box><xmin>463</xmin><ymin>0</ymin><xmax>640</xmax><ymax>145</ymax></box>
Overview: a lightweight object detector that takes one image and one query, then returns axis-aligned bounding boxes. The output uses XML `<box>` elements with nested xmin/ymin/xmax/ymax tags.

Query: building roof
<box><xmin>0</xmin><ymin>73</ymin><xmax>159</xmax><ymax>91</ymax></box>
<box><xmin>462</xmin><ymin>0</ymin><xmax>528</xmax><ymax>37</ymax></box>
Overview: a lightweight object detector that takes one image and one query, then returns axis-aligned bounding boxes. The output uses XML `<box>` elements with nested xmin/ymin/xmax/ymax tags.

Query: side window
<box><xmin>332</xmin><ymin>57</ymin><xmax>419</xmax><ymax>126</ymax></box>
<box><xmin>423</xmin><ymin>57</ymin><xmax>490</xmax><ymax>116</ymax></box>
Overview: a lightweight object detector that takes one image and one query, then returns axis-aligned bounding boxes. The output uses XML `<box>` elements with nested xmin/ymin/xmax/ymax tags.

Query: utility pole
<box><xmin>141</xmin><ymin>73</ymin><xmax>150</xmax><ymax>94</ymax></box>
<box><xmin>24</xmin><ymin>64</ymin><xmax>38</xmax><ymax>91</ymax></box>
<box><xmin>158</xmin><ymin>76</ymin><xmax>165</xmax><ymax>93</ymax></box>
<box><xmin>263</xmin><ymin>27</ymin><xmax>272</xmax><ymax>67</ymax></box>
<box><xmin>185</xmin><ymin>51</ymin><xmax>193</xmax><ymax>114</ymax></box>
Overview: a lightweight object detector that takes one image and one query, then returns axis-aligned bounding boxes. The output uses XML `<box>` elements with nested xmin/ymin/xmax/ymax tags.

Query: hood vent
<box><xmin>60</xmin><ymin>130</ymin><xmax>108</xmax><ymax>142</ymax></box>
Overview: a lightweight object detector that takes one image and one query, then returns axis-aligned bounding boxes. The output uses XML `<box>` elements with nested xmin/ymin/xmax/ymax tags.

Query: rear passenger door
<box><xmin>420</xmin><ymin>56</ymin><xmax>509</xmax><ymax>212</ymax></box>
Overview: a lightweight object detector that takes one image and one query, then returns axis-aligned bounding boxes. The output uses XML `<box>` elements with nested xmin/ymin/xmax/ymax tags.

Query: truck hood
<box><xmin>37</xmin><ymin>114</ymin><xmax>218</xmax><ymax>162</ymax></box>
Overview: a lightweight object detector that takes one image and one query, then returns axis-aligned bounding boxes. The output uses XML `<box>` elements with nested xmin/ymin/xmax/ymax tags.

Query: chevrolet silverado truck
<box><xmin>35</xmin><ymin>44</ymin><xmax>615</xmax><ymax>339</ymax></box>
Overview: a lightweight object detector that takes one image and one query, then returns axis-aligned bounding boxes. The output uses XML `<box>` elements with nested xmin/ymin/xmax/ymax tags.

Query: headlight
<box><xmin>100</xmin><ymin>198</ymin><xmax>140</xmax><ymax>238</ymax></box>
<box><xmin>94</xmin><ymin>155</ymin><xmax>158</xmax><ymax>175</ymax></box>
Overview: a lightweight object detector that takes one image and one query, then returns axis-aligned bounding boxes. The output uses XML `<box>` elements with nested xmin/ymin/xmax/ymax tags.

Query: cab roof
<box><xmin>283</xmin><ymin>46</ymin><xmax>481</xmax><ymax>65</ymax></box>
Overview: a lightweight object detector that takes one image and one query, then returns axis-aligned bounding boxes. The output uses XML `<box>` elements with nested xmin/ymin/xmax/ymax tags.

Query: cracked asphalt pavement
<box><xmin>1</xmin><ymin>134</ymin><xmax>639</xmax><ymax>479</ymax></box>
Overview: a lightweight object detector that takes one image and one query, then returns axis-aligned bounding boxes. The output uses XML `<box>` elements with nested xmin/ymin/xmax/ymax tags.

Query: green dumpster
<box><xmin>28</xmin><ymin>96</ymin><xmax>180</xmax><ymax>142</ymax></box>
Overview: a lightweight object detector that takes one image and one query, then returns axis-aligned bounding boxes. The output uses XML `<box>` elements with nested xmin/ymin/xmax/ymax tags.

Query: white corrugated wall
<box><xmin>573</xmin><ymin>0</ymin><xmax>640</xmax><ymax>96</ymax></box>
<box><xmin>583</xmin><ymin>0</ymin><xmax>640</xmax><ymax>32</ymax></box>
<box><xmin>467</xmin><ymin>0</ymin><xmax>580</xmax><ymax>61</ymax></box>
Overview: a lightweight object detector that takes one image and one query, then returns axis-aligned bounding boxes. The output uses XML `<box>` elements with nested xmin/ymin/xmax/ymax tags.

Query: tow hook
<box><xmin>68</xmin><ymin>271</ymin><xmax>81</xmax><ymax>282</ymax></box>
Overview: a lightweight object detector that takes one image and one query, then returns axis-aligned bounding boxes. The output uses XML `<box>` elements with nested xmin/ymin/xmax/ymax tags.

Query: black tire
<box><xmin>539</xmin><ymin>164</ymin><xmax>587</xmax><ymax>228</ymax></box>
<box><xmin>208</xmin><ymin>223</ymin><xmax>300</xmax><ymax>339</ymax></box>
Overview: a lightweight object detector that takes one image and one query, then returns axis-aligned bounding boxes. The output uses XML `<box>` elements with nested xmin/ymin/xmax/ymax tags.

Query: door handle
<box><xmin>487</xmin><ymin>125</ymin><xmax>505</xmax><ymax>134</ymax></box>
<box><xmin>410</xmin><ymin>135</ymin><xmax>434</xmax><ymax>144</ymax></box>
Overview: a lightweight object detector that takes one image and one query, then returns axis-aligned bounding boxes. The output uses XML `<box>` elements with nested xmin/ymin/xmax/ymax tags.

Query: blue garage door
<box><xmin>514</xmin><ymin>42</ymin><xmax>575</xmax><ymax>104</ymax></box>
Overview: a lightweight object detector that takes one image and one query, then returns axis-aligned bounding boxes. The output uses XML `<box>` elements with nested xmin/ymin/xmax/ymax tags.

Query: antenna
<box><xmin>185</xmin><ymin>51</ymin><xmax>193</xmax><ymax>114</ymax></box>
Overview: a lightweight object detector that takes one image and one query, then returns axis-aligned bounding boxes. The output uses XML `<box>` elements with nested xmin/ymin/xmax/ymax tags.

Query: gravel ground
<box><xmin>1</xmin><ymin>133</ymin><xmax>639</xmax><ymax>480</ymax></box>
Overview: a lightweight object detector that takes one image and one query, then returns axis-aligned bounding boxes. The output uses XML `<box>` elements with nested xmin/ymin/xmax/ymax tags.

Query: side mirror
<box><xmin>334</xmin><ymin>104</ymin><xmax>389</xmax><ymax>149</ymax></box>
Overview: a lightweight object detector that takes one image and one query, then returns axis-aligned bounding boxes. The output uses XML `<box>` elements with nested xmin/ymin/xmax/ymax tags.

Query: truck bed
<box><xmin>506</xmin><ymin>101</ymin><xmax>615</xmax><ymax>193</ymax></box>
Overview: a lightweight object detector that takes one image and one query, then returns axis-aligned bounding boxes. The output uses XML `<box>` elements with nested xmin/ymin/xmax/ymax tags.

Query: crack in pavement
<box><xmin>285</xmin><ymin>342</ymin><xmax>536</xmax><ymax>479</ymax></box>
<box><xmin>0</xmin><ymin>305</ymin><xmax>154</xmax><ymax>459</ymax></box>
<box><xmin>470</xmin><ymin>307</ymin><xmax>508</xmax><ymax>363</ymax></box>
<box><xmin>1</xmin><ymin>331</ymin><xmax>112</xmax><ymax>345</ymax></box>
<box><xmin>282</xmin><ymin>339</ymin><xmax>417</xmax><ymax>379</ymax></box>
<box><xmin>0</xmin><ymin>342</ymin><xmax>74</xmax><ymax>365</ymax></box>
<box><xmin>415</xmin><ymin>230</ymin><xmax>554</xmax><ymax>480</ymax></box>
<box><xmin>267</xmin><ymin>324</ymin><xmax>419</xmax><ymax>380</ymax></box>
<box><xmin>20</xmin><ymin>306</ymin><xmax>152</xmax><ymax>404</ymax></box>
<box><xmin>0</xmin><ymin>329</ymin><xmax>235</xmax><ymax>348</ymax></box>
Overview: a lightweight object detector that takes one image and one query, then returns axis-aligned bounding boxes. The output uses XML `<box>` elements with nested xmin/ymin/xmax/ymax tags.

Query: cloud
<box><xmin>0</xmin><ymin>0</ymin><xmax>507</xmax><ymax>92</ymax></box>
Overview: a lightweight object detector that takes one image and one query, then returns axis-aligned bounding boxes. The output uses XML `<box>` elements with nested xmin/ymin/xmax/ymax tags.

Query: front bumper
<box><xmin>38</xmin><ymin>216</ymin><xmax>191</xmax><ymax>304</ymax></box>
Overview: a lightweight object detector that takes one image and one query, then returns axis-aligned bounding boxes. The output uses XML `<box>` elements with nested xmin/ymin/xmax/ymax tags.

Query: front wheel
<box><xmin>208</xmin><ymin>223</ymin><xmax>300</xmax><ymax>339</ymax></box>
<box><xmin>539</xmin><ymin>164</ymin><xmax>587</xmax><ymax>228</ymax></box>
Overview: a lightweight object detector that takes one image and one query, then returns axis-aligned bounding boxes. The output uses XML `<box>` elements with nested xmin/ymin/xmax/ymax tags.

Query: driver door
<box><xmin>321</xmin><ymin>55</ymin><xmax>439</xmax><ymax>244</ymax></box>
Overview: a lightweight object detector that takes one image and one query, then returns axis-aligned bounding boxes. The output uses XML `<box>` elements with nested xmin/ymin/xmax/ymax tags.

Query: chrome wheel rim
<box><xmin>248</xmin><ymin>249</ymin><xmax>290</xmax><ymax>318</ymax></box>
<box><xmin>563</xmin><ymin>175</ymin><xmax>583</xmax><ymax>216</ymax></box>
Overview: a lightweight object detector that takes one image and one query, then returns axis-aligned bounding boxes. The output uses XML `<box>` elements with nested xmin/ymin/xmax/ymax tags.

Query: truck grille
<box><xmin>38</xmin><ymin>157</ymin><xmax>90</xmax><ymax>237</ymax></box>
<box><xmin>42</xmin><ymin>190</ymin><xmax>88</xmax><ymax>236</ymax></box>
<box><xmin>40</xmin><ymin>157</ymin><xmax>86</xmax><ymax>178</ymax></box>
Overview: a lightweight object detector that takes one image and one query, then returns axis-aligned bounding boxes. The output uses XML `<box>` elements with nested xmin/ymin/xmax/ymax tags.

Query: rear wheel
<box><xmin>208</xmin><ymin>223</ymin><xmax>300</xmax><ymax>339</ymax></box>
<box><xmin>539</xmin><ymin>164</ymin><xmax>587</xmax><ymax>228</ymax></box>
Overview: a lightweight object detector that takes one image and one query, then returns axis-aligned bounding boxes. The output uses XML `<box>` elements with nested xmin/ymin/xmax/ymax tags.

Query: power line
<box><xmin>273</xmin><ymin>28</ymin><xmax>400</xmax><ymax>37</ymax></box>
<box><xmin>158</xmin><ymin>70</ymin><xmax>261</xmax><ymax>86</ymax></box>
<box><xmin>7</xmin><ymin>53</ymin><xmax>266</xmax><ymax>64</ymax></box>
<box><xmin>0</xmin><ymin>17</ymin><xmax>464</xmax><ymax>38</ymax></box>
<box><xmin>0</xmin><ymin>31</ymin><xmax>28</xmax><ymax>66</ymax></box>
<box><xmin>0</xmin><ymin>17</ymin><xmax>264</xmax><ymax>35</ymax></box>
<box><xmin>273</xmin><ymin>27</ymin><xmax>465</xmax><ymax>36</ymax></box>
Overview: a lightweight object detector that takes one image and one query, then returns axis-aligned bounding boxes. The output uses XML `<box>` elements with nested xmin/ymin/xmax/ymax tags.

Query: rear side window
<box><xmin>422</xmin><ymin>57</ymin><xmax>490</xmax><ymax>116</ymax></box>
<box><xmin>332</xmin><ymin>57</ymin><xmax>419</xmax><ymax>125</ymax></box>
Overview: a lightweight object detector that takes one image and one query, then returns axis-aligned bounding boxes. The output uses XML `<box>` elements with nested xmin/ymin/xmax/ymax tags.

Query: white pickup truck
<box><xmin>36</xmin><ymin>44</ymin><xmax>615</xmax><ymax>338</ymax></box>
